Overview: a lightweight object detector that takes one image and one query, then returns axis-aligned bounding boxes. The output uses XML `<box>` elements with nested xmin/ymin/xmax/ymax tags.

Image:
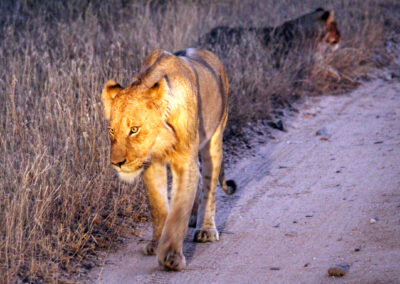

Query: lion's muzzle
<box><xmin>111</xmin><ymin>159</ymin><xmax>148</xmax><ymax>184</ymax></box>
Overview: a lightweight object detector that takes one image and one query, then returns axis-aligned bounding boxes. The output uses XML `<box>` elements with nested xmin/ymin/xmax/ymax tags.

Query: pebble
<box><xmin>370</xmin><ymin>218</ymin><xmax>377</xmax><ymax>224</ymax></box>
<box><xmin>328</xmin><ymin>262</ymin><xmax>350</xmax><ymax>277</ymax></box>
<box><xmin>285</xmin><ymin>232</ymin><xmax>297</xmax><ymax>237</ymax></box>
<box><xmin>268</xmin><ymin>120</ymin><xmax>285</xmax><ymax>131</ymax></box>
<box><xmin>82</xmin><ymin>261</ymin><xmax>95</xmax><ymax>270</ymax></box>
<box><xmin>316</xmin><ymin>127</ymin><xmax>331</xmax><ymax>141</ymax></box>
<box><xmin>328</xmin><ymin>266</ymin><xmax>346</xmax><ymax>277</ymax></box>
<box><xmin>315</xmin><ymin>127</ymin><xmax>328</xmax><ymax>136</ymax></box>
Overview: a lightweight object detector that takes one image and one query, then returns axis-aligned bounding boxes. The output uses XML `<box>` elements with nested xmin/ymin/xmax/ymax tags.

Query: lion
<box><xmin>201</xmin><ymin>8</ymin><xmax>341</xmax><ymax>68</ymax></box>
<box><xmin>101</xmin><ymin>48</ymin><xmax>236</xmax><ymax>271</ymax></box>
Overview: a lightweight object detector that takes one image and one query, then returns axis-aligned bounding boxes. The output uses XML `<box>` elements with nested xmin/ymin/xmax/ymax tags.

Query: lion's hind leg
<box><xmin>188</xmin><ymin>181</ymin><xmax>200</xmax><ymax>228</ymax></box>
<box><xmin>193</xmin><ymin>125</ymin><xmax>225</xmax><ymax>243</ymax></box>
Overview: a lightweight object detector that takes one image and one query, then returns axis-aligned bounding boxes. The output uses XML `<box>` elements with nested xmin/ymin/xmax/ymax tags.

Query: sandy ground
<box><xmin>89</xmin><ymin>79</ymin><xmax>400</xmax><ymax>284</ymax></box>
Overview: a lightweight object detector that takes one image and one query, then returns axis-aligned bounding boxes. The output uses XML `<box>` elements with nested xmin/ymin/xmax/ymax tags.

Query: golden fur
<box><xmin>101</xmin><ymin>48</ymin><xmax>235</xmax><ymax>271</ymax></box>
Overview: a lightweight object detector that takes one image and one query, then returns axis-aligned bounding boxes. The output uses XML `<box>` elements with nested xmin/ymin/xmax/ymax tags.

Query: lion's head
<box><xmin>318</xmin><ymin>9</ymin><xmax>341</xmax><ymax>51</ymax></box>
<box><xmin>101</xmin><ymin>52</ymin><xmax>179</xmax><ymax>183</ymax></box>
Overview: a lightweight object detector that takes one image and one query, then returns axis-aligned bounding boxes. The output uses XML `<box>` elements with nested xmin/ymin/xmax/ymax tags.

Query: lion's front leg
<box><xmin>157</xmin><ymin>157</ymin><xmax>199</xmax><ymax>271</ymax></box>
<box><xmin>142</xmin><ymin>162</ymin><xmax>168</xmax><ymax>256</ymax></box>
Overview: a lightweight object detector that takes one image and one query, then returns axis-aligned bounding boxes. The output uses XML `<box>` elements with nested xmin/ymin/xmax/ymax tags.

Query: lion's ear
<box><xmin>321</xmin><ymin>10</ymin><xmax>335</xmax><ymax>25</ymax></box>
<box><xmin>101</xmin><ymin>80</ymin><xmax>123</xmax><ymax>120</ymax></box>
<box><xmin>320</xmin><ymin>10</ymin><xmax>330</xmax><ymax>22</ymax></box>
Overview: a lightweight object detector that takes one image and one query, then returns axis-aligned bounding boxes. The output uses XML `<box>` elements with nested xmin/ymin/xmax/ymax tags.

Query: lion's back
<box><xmin>174</xmin><ymin>48</ymin><xmax>229</xmax><ymax>145</ymax></box>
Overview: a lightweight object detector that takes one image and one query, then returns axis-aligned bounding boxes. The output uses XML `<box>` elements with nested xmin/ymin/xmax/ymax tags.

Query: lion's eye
<box><xmin>109</xmin><ymin>128</ymin><xmax>114</xmax><ymax>136</ymax></box>
<box><xmin>129</xmin><ymin>126</ymin><xmax>140</xmax><ymax>136</ymax></box>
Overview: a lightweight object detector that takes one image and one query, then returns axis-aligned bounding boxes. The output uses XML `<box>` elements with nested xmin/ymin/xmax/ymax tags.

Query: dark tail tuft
<box><xmin>219</xmin><ymin>161</ymin><xmax>237</xmax><ymax>195</ymax></box>
<box><xmin>225</xmin><ymin>180</ymin><xmax>237</xmax><ymax>195</ymax></box>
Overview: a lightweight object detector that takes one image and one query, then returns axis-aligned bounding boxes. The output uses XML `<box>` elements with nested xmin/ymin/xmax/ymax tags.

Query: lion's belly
<box><xmin>197</xmin><ymin>78</ymin><xmax>225</xmax><ymax>150</ymax></box>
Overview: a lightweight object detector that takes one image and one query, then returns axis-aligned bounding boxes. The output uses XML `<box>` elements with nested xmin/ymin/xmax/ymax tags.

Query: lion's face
<box><xmin>324</xmin><ymin>21</ymin><xmax>341</xmax><ymax>50</ymax></box>
<box><xmin>102</xmin><ymin>79</ymin><xmax>171</xmax><ymax>183</ymax></box>
<box><xmin>318</xmin><ymin>10</ymin><xmax>341</xmax><ymax>51</ymax></box>
<box><xmin>108</xmin><ymin>94</ymin><xmax>160</xmax><ymax>182</ymax></box>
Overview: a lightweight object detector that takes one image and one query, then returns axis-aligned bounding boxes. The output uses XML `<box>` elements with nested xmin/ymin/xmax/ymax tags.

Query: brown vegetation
<box><xmin>0</xmin><ymin>0</ymin><xmax>395</xmax><ymax>281</ymax></box>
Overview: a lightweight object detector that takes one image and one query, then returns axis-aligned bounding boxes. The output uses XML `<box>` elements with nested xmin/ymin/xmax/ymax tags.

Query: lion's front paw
<box><xmin>193</xmin><ymin>228</ymin><xmax>219</xmax><ymax>242</ymax></box>
<box><xmin>158</xmin><ymin>249</ymin><xmax>186</xmax><ymax>271</ymax></box>
<box><xmin>143</xmin><ymin>241</ymin><xmax>158</xmax><ymax>256</ymax></box>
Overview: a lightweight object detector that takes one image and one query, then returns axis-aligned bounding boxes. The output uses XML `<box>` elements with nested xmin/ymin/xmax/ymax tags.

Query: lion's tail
<box><xmin>218</xmin><ymin>161</ymin><xmax>236</xmax><ymax>195</ymax></box>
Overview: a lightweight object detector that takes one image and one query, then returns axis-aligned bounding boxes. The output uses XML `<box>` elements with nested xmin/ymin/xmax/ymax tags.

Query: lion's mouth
<box><xmin>113</xmin><ymin>162</ymin><xmax>147</xmax><ymax>184</ymax></box>
<box><xmin>112</xmin><ymin>160</ymin><xmax>151</xmax><ymax>173</ymax></box>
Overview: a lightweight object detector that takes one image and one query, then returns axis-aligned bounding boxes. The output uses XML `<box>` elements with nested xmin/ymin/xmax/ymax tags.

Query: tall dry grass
<box><xmin>0</xmin><ymin>0</ymin><xmax>394</xmax><ymax>282</ymax></box>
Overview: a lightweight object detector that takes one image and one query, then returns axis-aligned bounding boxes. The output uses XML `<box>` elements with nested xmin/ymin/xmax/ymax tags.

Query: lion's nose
<box><xmin>112</xmin><ymin>159</ymin><xmax>126</xmax><ymax>168</ymax></box>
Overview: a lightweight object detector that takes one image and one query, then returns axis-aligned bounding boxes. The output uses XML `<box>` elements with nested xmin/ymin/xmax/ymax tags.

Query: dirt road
<box><xmin>90</xmin><ymin>79</ymin><xmax>400</xmax><ymax>283</ymax></box>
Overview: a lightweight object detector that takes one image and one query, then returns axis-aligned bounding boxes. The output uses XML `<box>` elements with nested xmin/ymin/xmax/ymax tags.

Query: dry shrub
<box><xmin>0</xmin><ymin>0</ymin><xmax>395</xmax><ymax>282</ymax></box>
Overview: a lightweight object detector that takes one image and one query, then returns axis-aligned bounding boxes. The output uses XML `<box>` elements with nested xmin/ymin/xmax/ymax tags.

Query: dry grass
<box><xmin>0</xmin><ymin>0</ymin><xmax>395</xmax><ymax>282</ymax></box>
